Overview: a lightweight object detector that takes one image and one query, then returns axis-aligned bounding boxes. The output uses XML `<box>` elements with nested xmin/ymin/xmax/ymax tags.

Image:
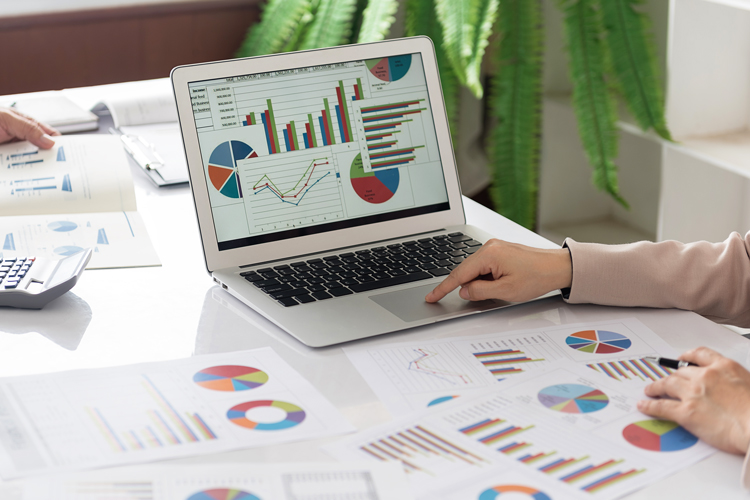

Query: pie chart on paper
<box><xmin>187</xmin><ymin>489</ymin><xmax>261</xmax><ymax>500</ymax></box>
<box><xmin>537</xmin><ymin>384</ymin><xmax>609</xmax><ymax>413</ymax></box>
<box><xmin>622</xmin><ymin>420</ymin><xmax>698</xmax><ymax>452</ymax></box>
<box><xmin>478</xmin><ymin>485</ymin><xmax>551</xmax><ymax>500</ymax></box>
<box><xmin>193</xmin><ymin>365</ymin><xmax>269</xmax><ymax>392</ymax></box>
<box><xmin>566</xmin><ymin>330</ymin><xmax>632</xmax><ymax>354</ymax></box>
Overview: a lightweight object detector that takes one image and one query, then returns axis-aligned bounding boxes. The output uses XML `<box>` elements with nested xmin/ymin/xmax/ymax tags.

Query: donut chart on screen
<box><xmin>208</xmin><ymin>140</ymin><xmax>258</xmax><ymax>198</ymax></box>
<box><xmin>566</xmin><ymin>330</ymin><xmax>632</xmax><ymax>354</ymax></box>
<box><xmin>193</xmin><ymin>365</ymin><xmax>268</xmax><ymax>392</ymax></box>
<box><xmin>187</xmin><ymin>488</ymin><xmax>261</xmax><ymax>500</ymax></box>
<box><xmin>478</xmin><ymin>485</ymin><xmax>551</xmax><ymax>500</ymax></box>
<box><xmin>350</xmin><ymin>153</ymin><xmax>398</xmax><ymax>204</ymax></box>
<box><xmin>537</xmin><ymin>384</ymin><xmax>609</xmax><ymax>413</ymax></box>
<box><xmin>622</xmin><ymin>420</ymin><xmax>698</xmax><ymax>452</ymax></box>
<box><xmin>227</xmin><ymin>400</ymin><xmax>306</xmax><ymax>430</ymax></box>
<box><xmin>365</xmin><ymin>54</ymin><xmax>412</xmax><ymax>82</ymax></box>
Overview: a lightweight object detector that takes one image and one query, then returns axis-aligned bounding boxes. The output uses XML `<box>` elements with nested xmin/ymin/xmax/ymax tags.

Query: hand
<box><xmin>425</xmin><ymin>239</ymin><xmax>573</xmax><ymax>303</ymax></box>
<box><xmin>638</xmin><ymin>347</ymin><xmax>750</xmax><ymax>455</ymax></box>
<box><xmin>0</xmin><ymin>107</ymin><xmax>60</xmax><ymax>149</ymax></box>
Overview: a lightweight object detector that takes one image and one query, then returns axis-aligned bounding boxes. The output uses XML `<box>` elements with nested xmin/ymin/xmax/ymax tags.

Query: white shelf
<box><xmin>676</xmin><ymin>130</ymin><xmax>750</xmax><ymax>179</ymax></box>
<box><xmin>703</xmin><ymin>0</ymin><xmax>750</xmax><ymax>12</ymax></box>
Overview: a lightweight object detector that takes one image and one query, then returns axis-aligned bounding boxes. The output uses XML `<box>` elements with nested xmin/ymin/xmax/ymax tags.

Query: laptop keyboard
<box><xmin>240</xmin><ymin>232</ymin><xmax>482</xmax><ymax>307</ymax></box>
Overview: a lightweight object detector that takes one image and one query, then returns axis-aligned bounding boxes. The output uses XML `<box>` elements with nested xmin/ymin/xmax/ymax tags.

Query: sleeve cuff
<box><xmin>560</xmin><ymin>241</ymin><xmax>572</xmax><ymax>300</ymax></box>
<box><xmin>742</xmin><ymin>446</ymin><xmax>750</xmax><ymax>489</ymax></box>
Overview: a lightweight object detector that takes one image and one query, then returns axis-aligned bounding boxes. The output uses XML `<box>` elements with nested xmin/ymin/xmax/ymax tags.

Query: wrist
<box><xmin>549</xmin><ymin>248</ymin><xmax>573</xmax><ymax>291</ymax></box>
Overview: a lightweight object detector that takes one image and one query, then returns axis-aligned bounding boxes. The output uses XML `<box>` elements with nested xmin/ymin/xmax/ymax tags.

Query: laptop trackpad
<box><xmin>369</xmin><ymin>283</ymin><xmax>510</xmax><ymax>322</ymax></box>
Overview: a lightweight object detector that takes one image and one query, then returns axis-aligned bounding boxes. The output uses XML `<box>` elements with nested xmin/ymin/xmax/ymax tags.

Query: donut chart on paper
<box><xmin>565</xmin><ymin>330</ymin><xmax>632</xmax><ymax>354</ymax></box>
<box><xmin>427</xmin><ymin>395</ymin><xmax>460</xmax><ymax>407</ymax></box>
<box><xmin>227</xmin><ymin>400</ymin><xmax>306</xmax><ymax>430</ymax></box>
<box><xmin>187</xmin><ymin>488</ymin><xmax>261</xmax><ymax>500</ymax></box>
<box><xmin>478</xmin><ymin>485</ymin><xmax>551</xmax><ymax>500</ymax></box>
<box><xmin>537</xmin><ymin>384</ymin><xmax>609</xmax><ymax>413</ymax></box>
<box><xmin>622</xmin><ymin>420</ymin><xmax>698</xmax><ymax>452</ymax></box>
<box><xmin>193</xmin><ymin>365</ymin><xmax>269</xmax><ymax>392</ymax></box>
<box><xmin>208</xmin><ymin>140</ymin><xmax>258</xmax><ymax>198</ymax></box>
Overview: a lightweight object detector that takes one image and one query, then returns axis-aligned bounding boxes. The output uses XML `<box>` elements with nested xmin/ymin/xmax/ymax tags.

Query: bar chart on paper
<box><xmin>241</xmin><ymin>149</ymin><xmax>345</xmax><ymax>232</ymax></box>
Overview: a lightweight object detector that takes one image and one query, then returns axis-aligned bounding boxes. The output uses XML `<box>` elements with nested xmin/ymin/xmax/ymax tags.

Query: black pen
<box><xmin>644</xmin><ymin>356</ymin><xmax>698</xmax><ymax>369</ymax></box>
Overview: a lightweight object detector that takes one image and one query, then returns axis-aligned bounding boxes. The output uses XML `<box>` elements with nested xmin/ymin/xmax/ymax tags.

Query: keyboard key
<box><xmin>449</xmin><ymin>235</ymin><xmax>472</xmax><ymax>243</ymax></box>
<box><xmin>323</xmin><ymin>255</ymin><xmax>340</xmax><ymax>261</ymax></box>
<box><xmin>387</xmin><ymin>243</ymin><xmax>402</xmax><ymax>249</ymax></box>
<box><xmin>261</xmin><ymin>271</ymin><xmax>280</xmax><ymax>279</ymax></box>
<box><xmin>262</xmin><ymin>284</ymin><xmax>292</xmax><ymax>294</ymax></box>
<box><xmin>257</xmin><ymin>267</ymin><xmax>274</xmax><ymax>273</ymax></box>
<box><xmin>307</xmin><ymin>258</ymin><xmax>323</xmax><ymax>264</ymax></box>
<box><xmin>329</xmin><ymin>287</ymin><xmax>354</xmax><ymax>297</ymax></box>
<box><xmin>464</xmin><ymin>246</ymin><xmax>480</xmax><ymax>254</ymax></box>
<box><xmin>451</xmin><ymin>242</ymin><xmax>468</xmax><ymax>249</ymax></box>
<box><xmin>273</xmin><ymin>264</ymin><xmax>290</xmax><ymax>270</ymax></box>
<box><xmin>307</xmin><ymin>284</ymin><xmax>326</xmax><ymax>292</ymax></box>
<box><xmin>405</xmin><ymin>266</ymin><xmax>422</xmax><ymax>274</ymax></box>
<box><xmin>403</xmin><ymin>240</ymin><xmax>417</xmax><ymax>246</ymax></box>
<box><xmin>325</xmin><ymin>281</ymin><xmax>343</xmax><ymax>289</ymax></box>
<box><xmin>466</xmin><ymin>239</ymin><xmax>483</xmax><ymax>247</ymax></box>
<box><xmin>296</xmin><ymin>294</ymin><xmax>316</xmax><ymax>304</ymax></box>
<box><xmin>270</xmin><ymin>288</ymin><xmax>309</xmax><ymax>300</ymax></box>
<box><xmin>278</xmin><ymin>268</ymin><xmax>296</xmax><ymax>276</ymax></box>
<box><xmin>421</xmin><ymin>263</ymin><xmax>437</xmax><ymax>270</ymax></box>
<box><xmin>355</xmin><ymin>249</ymin><xmax>371</xmax><ymax>255</ymax></box>
<box><xmin>448</xmin><ymin>232</ymin><xmax>464</xmax><ymax>237</ymax></box>
<box><xmin>428</xmin><ymin>267</ymin><xmax>451</xmax><ymax>277</ymax></box>
<box><xmin>253</xmin><ymin>279</ymin><xmax>280</xmax><ymax>288</ymax></box>
<box><xmin>277</xmin><ymin>297</ymin><xmax>299</xmax><ymax>307</ymax></box>
<box><xmin>291</xmin><ymin>261</ymin><xmax>307</xmax><ymax>267</ymax></box>
<box><xmin>452</xmin><ymin>256</ymin><xmax>466</xmax><ymax>264</ymax></box>
<box><xmin>294</xmin><ymin>265</ymin><xmax>312</xmax><ymax>272</ymax></box>
<box><xmin>436</xmin><ymin>259</ymin><xmax>453</xmax><ymax>267</ymax></box>
<box><xmin>390</xmin><ymin>269</ymin><xmax>406</xmax><ymax>276</ymax></box>
<box><xmin>418</xmin><ymin>238</ymin><xmax>433</xmax><ymax>243</ymax></box>
<box><xmin>434</xmin><ymin>234</ymin><xmax>448</xmax><ymax>240</ymax></box>
<box><xmin>341</xmin><ymin>278</ymin><xmax>359</xmax><ymax>286</ymax></box>
<box><xmin>240</xmin><ymin>270</ymin><xmax>258</xmax><ymax>276</ymax></box>
<box><xmin>349</xmin><ymin>272</ymin><xmax>433</xmax><ymax>293</ymax></box>
<box><xmin>340</xmin><ymin>252</ymin><xmax>355</xmax><ymax>258</ymax></box>
<box><xmin>312</xmin><ymin>291</ymin><xmax>333</xmax><ymax>300</ymax></box>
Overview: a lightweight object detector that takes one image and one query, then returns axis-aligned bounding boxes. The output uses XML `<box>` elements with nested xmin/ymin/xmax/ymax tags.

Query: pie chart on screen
<box><xmin>566</xmin><ymin>330</ymin><xmax>632</xmax><ymax>354</ymax></box>
<box><xmin>350</xmin><ymin>153</ymin><xmax>398</xmax><ymax>204</ymax></box>
<box><xmin>366</xmin><ymin>55</ymin><xmax>412</xmax><ymax>82</ymax></box>
<box><xmin>208</xmin><ymin>140</ymin><xmax>258</xmax><ymax>198</ymax></box>
<box><xmin>187</xmin><ymin>489</ymin><xmax>260</xmax><ymax>500</ymax></box>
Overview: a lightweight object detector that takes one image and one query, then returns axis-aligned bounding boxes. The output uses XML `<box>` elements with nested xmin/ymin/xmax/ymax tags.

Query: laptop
<box><xmin>171</xmin><ymin>37</ymin><xmax>551</xmax><ymax>347</ymax></box>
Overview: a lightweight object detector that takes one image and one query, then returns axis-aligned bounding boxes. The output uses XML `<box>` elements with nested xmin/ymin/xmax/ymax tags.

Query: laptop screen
<box><xmin>187</xmin><ymin>53</ymin><xmax>450</xmax><ymax>251</ymax></box>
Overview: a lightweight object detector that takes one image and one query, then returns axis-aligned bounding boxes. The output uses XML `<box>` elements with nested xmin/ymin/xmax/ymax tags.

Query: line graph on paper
<box><xmin>368</xmin><ymin>344</ymin><xmax>488</xmax><ymax>394</ymax></box>
<box><xmin>239</xmin><ymin>149</ymin><xmax>345</xmax><ymax>233</ymax></box>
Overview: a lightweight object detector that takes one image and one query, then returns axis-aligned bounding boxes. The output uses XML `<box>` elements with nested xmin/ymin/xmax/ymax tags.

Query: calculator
<box><xmin>0</xmin><ymin>248</ymin><xmax>92</xmax><ymax>309</ymax></box>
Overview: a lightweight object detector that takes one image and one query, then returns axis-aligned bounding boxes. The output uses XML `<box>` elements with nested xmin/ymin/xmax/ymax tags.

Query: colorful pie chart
<box><xmin>227</xmin><ymin>400</ymin><xmax>306</xmax><ymax>431</ymax></box>
<box><xmin>622</xmin><ymin>420</ymin><xmax>698</xmax><ymax>452</ymax></box>
<box><xmin>350</xmin><ymin>153</ymin><xmax>398</xmax><ymax>204</ymax></box>
<box><xmin>208</xmin><ymin>140</ymin><xmax>258</xmax><ymax>198</ymax></box>
<box><xmin>193</xmin><ymin>365</ymin><xmax>268</xmax><ymax>392</ymax></box>
<box><xmin>566</xmin><ymin>330</ymin><xmax>632</xmax><ymax>354</ymax></box>
<box><xmin>538</xmin><ymin>384</ymin><xmax>609</xmax><ymax>413</ymax></box>
<box><xmin>365</xmin><ymin>54</ymin><xmax>412</xmax><ymax>82</ymax></box>
<box><xmin>478</xmin><ymin>485</ymin><xmax>551</xmax><ymax>500</ymax></box>
<box><xmin>187</xmin><ymin>489</ymin><xmax>260</xmax><ymax>500</ymax></box>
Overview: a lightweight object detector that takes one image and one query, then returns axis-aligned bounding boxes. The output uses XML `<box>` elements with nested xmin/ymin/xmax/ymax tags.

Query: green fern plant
<box><xmin>236</xmin><ymin>0</ymin><xmax>670</xmax><ymax>230</ymax></box>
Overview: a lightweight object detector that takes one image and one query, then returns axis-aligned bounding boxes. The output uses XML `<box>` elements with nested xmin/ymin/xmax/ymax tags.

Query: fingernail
<box><xmin>40</xmin><ymin>134</ymin><xmax>54</xmax><ymax>148</ymax></box>
<box><xmin>636</xmin><ymin>400</ymin><xmax>646</xmax><ymax>409</ymax></box>
<box><xmin>459</xmin><ymin>287</ymin><xmax>469</xmax><ymax>299</ymax></box>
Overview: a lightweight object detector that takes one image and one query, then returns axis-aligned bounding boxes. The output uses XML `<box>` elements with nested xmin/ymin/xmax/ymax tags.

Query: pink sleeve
<box><xmin>564</xmin><ymin>232</ymin><xmax>750</xmax><ymax>327</ymax></box>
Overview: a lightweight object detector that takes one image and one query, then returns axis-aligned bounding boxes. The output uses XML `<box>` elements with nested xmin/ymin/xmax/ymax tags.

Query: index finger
<box><xmin>425</xmin><ymin>253</ymin><xmax>491</xmax><ymax>303</ymax></box>
<box><xmin>679</xmin><ymin>346</ymin><xmax>723</xmax><ymax>367</ymax></box>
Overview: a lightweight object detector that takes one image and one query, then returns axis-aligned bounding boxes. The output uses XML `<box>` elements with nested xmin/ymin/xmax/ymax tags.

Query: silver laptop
<box><xmin>171</xmin><ymin>37</ymin><xmax>544</xmax><ymax>347</ymax></box>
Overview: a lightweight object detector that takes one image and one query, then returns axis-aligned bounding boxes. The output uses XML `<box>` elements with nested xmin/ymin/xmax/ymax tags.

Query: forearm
<box><xmin>564</xmin><ymin>232</ymin><xmax>750</xmax><ymax>327</ymax></box>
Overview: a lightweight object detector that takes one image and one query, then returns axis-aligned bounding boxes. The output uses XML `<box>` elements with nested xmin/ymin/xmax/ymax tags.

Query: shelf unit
<box><xmin>538</xmin><ymin>0</ymin><xmax>750</xmax><ymax>245</ymax></box>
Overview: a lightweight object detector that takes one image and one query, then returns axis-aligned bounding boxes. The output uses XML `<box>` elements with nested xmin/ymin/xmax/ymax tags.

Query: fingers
<box><xmin>637</xmin><ymin>397</ymin><xmax>682</xmax><ymax>421</ymax></box>
<box><xmin>0</xmin><ymin>110</ymin><xmax>55</xmax><ymax>149</ymax></box>
<box><xmin>679</xmin><ymin>346</ymin><xmax>723</xmax><ymax>367</ymax></box>
<box><xmin>644</xmin><ymin>375</ymin><xmax>691</xmax><ymax>400</ymax></box>
<box><xmin>459</xmin><ymin>279</ymin><xmax>506</xmax><ymax>301</ymax></box>
<box><xmin>425</xmin><ymin>254</ymin><xmax>491</xmax><ymax>303</ymax></box>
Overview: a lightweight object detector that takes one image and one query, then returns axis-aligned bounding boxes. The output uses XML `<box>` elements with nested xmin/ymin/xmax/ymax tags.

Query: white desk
<box><xmin>1</xmin><ymin>81</ymin><xmax>748</xmax><ymax>498</ymax></box>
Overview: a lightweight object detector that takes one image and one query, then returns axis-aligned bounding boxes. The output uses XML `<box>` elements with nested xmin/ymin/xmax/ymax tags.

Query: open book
<box><xmin>0</xmin><ymin>135</ymin><xmax>160</xmax><ymax>269</ymax></box>
<box><xmin>94</xmin><ymin>90</ymin><xmax>188</xmax><ymax>186</ymax></box>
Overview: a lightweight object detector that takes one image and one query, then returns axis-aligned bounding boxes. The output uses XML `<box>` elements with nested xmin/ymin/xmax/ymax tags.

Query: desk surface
<box><xmin>1</xmin><ymin>80</ymin><xmax>748</xmax><ymax>498</ymax></box>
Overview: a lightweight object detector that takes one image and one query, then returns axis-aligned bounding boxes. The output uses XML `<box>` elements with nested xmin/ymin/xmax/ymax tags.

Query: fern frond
<box><xmin>357</xmin><ymin>0</ymin><xmax>399</xmax><ymax>43</ymax></box>
<box><xmin>298</xmin><ymin>0</ymin><xmax>359</xmax><ymax>50</ymax></box>
<box><xmin>405</xmin><ymin>0</ymin><xmax>460</xmax><ymax>138</ymax></box>
<box><xmin>558</xmin><ymin>0</ymin><xmax>628</xmax><ymax>207</ymax></box>
<box><xmin>600</xmin><ymin>0</ymin><xmax>671</xmax><ymax>140</ymax></box>
<box><xmin>488</xmin><ymin>0</ymin><xmax>544</xmax><ymax>229</ymax></box>
<box><xmin>236</xmin><ymin>0</ymin><xmax>313</xmax><ymax>57</ymax></box>
<box><xmin>435</xmin><ymin>0</ymin><xmax>499</xmax><ymax>98</ymax></box>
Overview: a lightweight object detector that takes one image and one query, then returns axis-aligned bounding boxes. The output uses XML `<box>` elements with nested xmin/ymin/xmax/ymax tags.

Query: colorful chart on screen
<box><xmin>537</xmin><ymin>384</ymin><xmax>609</xmax><ymax>413</ymax></box>
<box><xmin>193</xmin><ymin>365</ymin><xmax>268</xmax><ymax>392</ymax></box>
<box><xmin>366</xmin><ymin>54</ymin><xmax>412</xmax><ymax>82</ymax></box>
<box><xmin>208</xmin><ymin>140</ymin><xmax>258</xmax><ymax>198</ymax></box>
<box><xmin>566</xmin><ymin>330</ymin><xmax>632</xmax><ymax>354</ymax></box>
<box><xmin>187</xmin><ymin>489</ymin><xmax>261</xmax><ymax>500</ymax></box>
<box><xmin>427</xmin><ymin>395</ymin><xmax>459</xmax><ymax>407</ymax></box>
<box><xmin>622</xmin><ymin>420</ymin><xmax>698</xmax><ymax>452</ymax></box>
<box><xmin>48</xmin><ymin>221</ymin><xmax>77</xmax><ymax>232</ymax></box>
<box><xmin>350</xmin><ymin>153</ymin><xmax>398</xmax><ymax>204</ymax></box>
<box><xmin>227</xmin><ymin>400</ymin><xmax>306</xmax><ymax>431</ymax></box>
<box><xmin>478</xmin><ymin>485</ymin><xmax>551</xmax><ymax>500</ymax></box>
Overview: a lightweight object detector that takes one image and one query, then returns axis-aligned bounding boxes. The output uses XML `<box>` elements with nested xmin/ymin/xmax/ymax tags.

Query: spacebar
<box><xmin>349</xmin><ymin>272</ymin><xmax>434</xmax><ymax>293</ymax></box>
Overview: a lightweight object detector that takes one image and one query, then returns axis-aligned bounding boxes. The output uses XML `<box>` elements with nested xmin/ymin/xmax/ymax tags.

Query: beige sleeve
<box><xmin>563</xmin><ymin>232</ymin><xmax>750</xmax><ymax>328</ymax></box>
